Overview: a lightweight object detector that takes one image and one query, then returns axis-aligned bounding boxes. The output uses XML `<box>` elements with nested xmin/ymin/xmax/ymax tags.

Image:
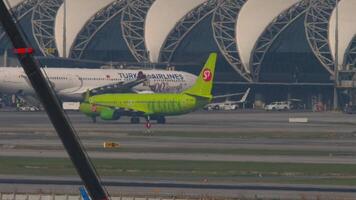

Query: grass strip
<box><xmin>1</xmin><ymin>156</ymin><xmax>356</xmax><ymax>178</ymax></box>
<box><xmin>7</xmin><ymin>145</ymin><xmax>356</xmax><ymax>157</ymax></box>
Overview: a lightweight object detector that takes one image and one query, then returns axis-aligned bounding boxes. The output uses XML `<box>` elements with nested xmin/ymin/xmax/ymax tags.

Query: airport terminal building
<box><xmin>0</xmin><ymin>0</ymin><xmax>354</xmax><ymax>109</ymax></box>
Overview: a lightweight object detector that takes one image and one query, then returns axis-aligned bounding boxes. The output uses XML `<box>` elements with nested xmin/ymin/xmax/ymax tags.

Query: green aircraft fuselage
<box><xmin>80</xmin><ymin>93</ymin><xmax>211</xmax><ymax>119</ymax></box>
<box><xmin>79</xmin><ymin>53</ymin><xmax>217</xmax><ymax>122</ymax></box>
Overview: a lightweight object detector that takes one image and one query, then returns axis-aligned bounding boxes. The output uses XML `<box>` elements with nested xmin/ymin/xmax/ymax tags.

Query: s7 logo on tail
<box><xmin>203</xmin><ymin>69</ymin><xmax>212</xmax><ymax>82</ymax></box>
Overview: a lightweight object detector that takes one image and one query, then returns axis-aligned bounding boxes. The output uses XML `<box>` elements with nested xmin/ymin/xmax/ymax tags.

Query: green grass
<box><xmin>96</xmin><ymin>147</ymin><xmax>356</xmax><ymax>157</ymax></box>
<box><xmin>11</xmin><ymin>145</ymin><xmax>356</xmax><ymax>157</ymax></box>
<box><xmin>2</xmin><ymin>128</ymin><xmax>354</xmax><ymax>140</ymax></box>
<box><xmin>1</xmin><ymin>156</ymin><xmax>356</xmax><ymax>178</ymax></box>
<box><xmin>3</xmin><ymin>156</ymin><xmax>356</xmax><ymax>185</ymax></box>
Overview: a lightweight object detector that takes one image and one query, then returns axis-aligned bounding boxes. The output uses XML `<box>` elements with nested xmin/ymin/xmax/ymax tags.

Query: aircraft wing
<box><xmin>90</xmin><ymin>72</ymin><xmax>147</xmax><ymax>95</ymax></box>
<box><xmin>213</xmin><ymin>88</ymin><xmax>251</xmax><ymax>100</ymax></box>
<box><xmin>63</xmin><ymin>72</ymin><xmax>148</xmax><ymax>96</ymax></box>
<box><xmin>59</xmin><ymin>86</ymin><xmax>93</xmax><ymax>95</ymax></box>
<box><xmin>213</xmin><ymin>92</ymin><xmax>246</xmax><ymax>99</ymax></box>
<box><xmin>91</xmin><ymin>102</ymin><xmax>149</xmax><ymax>116</ymax></box>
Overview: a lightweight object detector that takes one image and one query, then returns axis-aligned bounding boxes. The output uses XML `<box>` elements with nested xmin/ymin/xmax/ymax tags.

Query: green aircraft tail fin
<box><xmin>183</xmin><ymin>53</ymin><xmax>217</xmax><ymax>98</ymax></box>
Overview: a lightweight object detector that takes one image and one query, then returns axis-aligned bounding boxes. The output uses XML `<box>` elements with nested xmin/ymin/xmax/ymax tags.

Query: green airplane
<box><xmin>79</xmin><ymin>53</ymin><xmax>217</xmax><ymax>126</ymax></box>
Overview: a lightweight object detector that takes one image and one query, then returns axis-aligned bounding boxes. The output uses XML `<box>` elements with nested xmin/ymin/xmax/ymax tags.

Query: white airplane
<box><xmin>0</xmin><ymin>67</ymin><xmax>197</xmax><ymax>101</ymax></box>
<box><xmin>205</xmin><ymin>88</ymin><xmax>251</xmax><ymax>110</ymax></box>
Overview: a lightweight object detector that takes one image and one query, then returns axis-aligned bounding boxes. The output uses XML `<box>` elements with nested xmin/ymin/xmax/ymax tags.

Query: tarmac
<box><xmin>1</xmin><ymin>110</ymin><xmax>356</xmax><ymax>199</ymax></box>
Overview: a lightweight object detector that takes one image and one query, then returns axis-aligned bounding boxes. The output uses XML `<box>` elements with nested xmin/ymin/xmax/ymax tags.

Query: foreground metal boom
<box><xmin>0</xmin><ymin>1</ymin><xmax>109</xmax><ymax>199</ymax></box>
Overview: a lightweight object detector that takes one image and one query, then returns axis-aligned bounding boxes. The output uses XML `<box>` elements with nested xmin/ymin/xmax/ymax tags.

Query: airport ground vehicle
<box><xmin>265</xmin><ymin>101</ymin><xmax>290</xmax><ymax>111</ymax></box>
<box><xmin>62</xmin><ymin>102</ymin><xmax>80</xmax><ymax>111</ymax></box>
<box><xmin>206</xmin><ymin>102</ymin><xmax>238</xmax><ymax>110</ymax></box>
<box><xmin>343</xmin><ymin>105</ymin><xmax>356</xmax><ymax>114</ymax></box>
<box><xmin>204</xmin><ymin>88</ymin><xmax>250</xmax><ymax>111</ymax></box>
<box><xmin>18</xmin><ymin>105</ymin><xmax>40</xmax><ymax>112</ymax></box>
<box><xmin>289</xmin><ymin>99</ymin><xmax>305</xmax><ymax>110</ymax></box>
<box><xmin>265</xmin><ymin>99</ymin><xmax>305</xmax><ymax>111</ymax></box>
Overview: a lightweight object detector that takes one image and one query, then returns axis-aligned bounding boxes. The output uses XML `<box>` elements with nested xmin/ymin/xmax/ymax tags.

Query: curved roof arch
<box><xmin>212</xmin><ymin>0</ymin><xmax>251</xmax><ymax>81</ymax></box>
<box><xmin>158</xmin><ymin>0</ymin><xmax>219</xmax><ymax>63</ymax></box>
<box><xmin>145</xmin><ymin>0</ymin><xmax>206</xmax><ymax>63</ymax></box>
<box><xmin>69</xmin><ymin>0</ymin><xmax>127</xmax><ymax>59</ymax></box>
<box><xmin>329</xmin><ymin>0</ymin><xmax>356</xmax><ymax>69</ymax></box>
<box><xmin>250</xmin><ymin>0</ymin><xmax>308</xmax><ymax>81</ymax></box>
<box><xmin>0</xmin><ymin>0</ymin><xmax>37</xmax><ymax>42</ymax></box>
<box><xmin>55</xmin><ymin>0</ymin><xmax>114</xmax><ymax>57</ymax></box>
<box><xmin>168</xmin><ymin>14</ymin><xmax>245</xmax><ymax>82</ymax></box>
<box><xmin>237</xmin><ymin>0</ymin><xmax>300</xmax><ymax>73</ymax></box>
<box><xmin>32</xmin><ymin>0</ymin><xmax>63</xmax><ymax>57</ymax></box>
<box><xmin>345</xmin><ymin>35</ymin><xmax>356</xmax><ymax>67</ymax></box>
<box><xmin>121</xmin><ymin>0</ymin><xmax>155</xmax><ymax>62</ymax></box>
<box><xmin>5</xmin><ymin>0</ymin><xmax>25</xmax><ymax>8</ymax></box>
<box><xmin>305</xmin><ymin>0</ymin><xmax>339</xmax><ymax>75</ymax></box>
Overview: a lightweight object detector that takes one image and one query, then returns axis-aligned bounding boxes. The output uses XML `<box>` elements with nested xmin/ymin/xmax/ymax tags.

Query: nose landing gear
<box><xmin>145</xmin><ymin>116</ymin><xmax>152</xmax><ymax>135</ymax></box>
<box><xmin>130</xmin><ymin>117</ymin><xmax>140</xmax><ymax>124</ymax></box>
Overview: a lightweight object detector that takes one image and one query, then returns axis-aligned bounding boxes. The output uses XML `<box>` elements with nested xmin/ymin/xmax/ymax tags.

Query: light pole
<box><xmin>3</xmin><ymin>49</ymin><xmax>7</xmax><ymax>67</ymax></box>
<box><xmin>62</xmin><ymin>0</ymin><xmax>66</xmax><ymax>58</ymax></box>
<box><xmin>333</xmin><ymin>0</ymin><xmax>339</xmax><ymax>110</ymax></box>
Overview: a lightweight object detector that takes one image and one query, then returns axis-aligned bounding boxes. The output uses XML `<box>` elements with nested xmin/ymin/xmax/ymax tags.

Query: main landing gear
<box><xmin>91</xmin><ymin>116</ymin><xmax>97</xmax><ymax>123</ymax></box>
<box><xmin>144</xmin><ymin>116</ymin><xmax>166</xmax><ymax>133</ymax></box>
<box><xmin>145</xmin><ymin>116</ymin><xmax>152</xmax><ymax>129</ymax></box>
<box><xmin>156</xmin><ymin>116</ymin><xmax>166</xmax><ymax>124</ymax></box>
<box><xmin>130</xmin><ymin>116</ymin><xmax>166</xmax><ymax>129</ymax></box>
<box><xmin>130</xmin><ymin>117</ymin><xmax>140</xmax><ymax>124</ymax></box>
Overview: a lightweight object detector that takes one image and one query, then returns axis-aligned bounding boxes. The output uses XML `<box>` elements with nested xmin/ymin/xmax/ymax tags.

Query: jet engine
<box><xmin>100</xmin><ymin>108</ymin><xmax>120</xmax><ymax>120</ymax></box>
